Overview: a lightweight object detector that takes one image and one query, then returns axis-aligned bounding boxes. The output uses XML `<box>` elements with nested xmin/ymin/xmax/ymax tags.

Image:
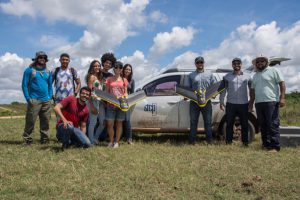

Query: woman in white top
<box><xmin>86</xmin><ymin>60</ymin><xmax>106</xmax><ymax>145</ymax></box>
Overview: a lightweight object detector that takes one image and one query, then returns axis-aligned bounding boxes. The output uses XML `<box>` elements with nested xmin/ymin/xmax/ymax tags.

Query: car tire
<box><xmin>219</xmin><ymin>119</ymin><xmax>255</xmax><ymax>143</ymax></box>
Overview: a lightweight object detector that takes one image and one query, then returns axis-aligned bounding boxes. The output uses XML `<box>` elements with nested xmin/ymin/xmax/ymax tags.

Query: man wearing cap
<box><xmin>249</xmin><ymin>55</ymin><xmax>286</xmax><ymax>152</ymax></box>
<box><xmin>21</xmin><ymin>51</ymin><xmax>53</xmax><ymax>145</ymax></box>
<box><xmin>219</xmin><ymin>58</ymin><xmax>252</xmax><ymax>146</ymax></box>
<box><xmin>187</xmin><ymin>56</ymin><xmax>217</xmax><ymax>144</ymax></box>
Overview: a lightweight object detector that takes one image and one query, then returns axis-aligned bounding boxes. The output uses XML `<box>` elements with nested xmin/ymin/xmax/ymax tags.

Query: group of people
<box><xmin>21</xmin><ymin>51</ymin><xmax>286</xmax><ymax>152</ymax></box>
<box><xmin>22</xmin><ymin>51</ymin><xmax>135</xmax><ymax>149</ymax></box>
<box><xmin>189</xmin><ymin>55</ymin><xmax>285</xmax><ymax>152</ymax></box>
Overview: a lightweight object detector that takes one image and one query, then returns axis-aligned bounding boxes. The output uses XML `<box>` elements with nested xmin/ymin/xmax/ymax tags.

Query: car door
<box><xmin>131</xmin><ymin>75</ymin><xmax>182</xmax><ymax>131</ymax></box>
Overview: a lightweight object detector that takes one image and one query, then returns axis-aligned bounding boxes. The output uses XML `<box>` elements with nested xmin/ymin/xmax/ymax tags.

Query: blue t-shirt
<box><xmin>22</xmin><ymin>66</ymin><xmax>53</xmax><ymax>102</ymax></box>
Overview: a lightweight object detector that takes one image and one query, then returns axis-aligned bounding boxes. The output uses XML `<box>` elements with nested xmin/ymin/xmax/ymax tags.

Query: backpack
<box><xmin>53</xmin><ymin>67</ymin><xmax>77</xmax><ymax>92</ymax></box>
<box><xmin>28</xmin><ymin>65</ymin><xmax>50</xmax><ymax>92</ymax></box>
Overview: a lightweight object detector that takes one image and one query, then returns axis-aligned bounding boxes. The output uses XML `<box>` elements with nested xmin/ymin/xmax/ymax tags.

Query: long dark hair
<box><xmin>123</xmin><ymin>63</ymin><xmax>133</xmax><ymax>82</ymax></box>
<box><xmin>85</xmin><ymin>60</ymin><xmax>102</xmax><ymax>84</ymax></box>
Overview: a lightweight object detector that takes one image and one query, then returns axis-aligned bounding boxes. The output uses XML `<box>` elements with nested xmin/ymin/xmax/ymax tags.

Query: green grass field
<box><xmin>0</xmin><ymin>118</ymin><xmax>299</xmax><ymax>200</ymax></box>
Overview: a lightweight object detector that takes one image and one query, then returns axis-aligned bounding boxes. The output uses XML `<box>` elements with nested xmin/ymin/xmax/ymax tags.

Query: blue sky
<box><xmin>0</xmin><ymin>0</ymin><xmax>300</xmax><ymax>103</ymax></box>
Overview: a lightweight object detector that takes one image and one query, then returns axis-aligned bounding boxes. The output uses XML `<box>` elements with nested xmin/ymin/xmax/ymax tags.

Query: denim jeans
<box><xmin>56</xmin><ymin>124</ymin><xmax>91</xmax><ymax>147</ymax></box>
<box><xmin>189</xmin><ymin>101</ymin><xmax>213</xmax><ymax>143</ymax></box>
<box><xmin>123</xmin><ymin>108</ymin><xmax>133</xmax><ymax>140</ymax></box>
<box><xmin>255</xmin><ymin>102</ymin><xmax>280</xmax><ymax>150</ymax></box>
<box><xmin>87</xmin><ymin>101</ymin><xmax>105</xmax><ymax>144</ymax></box>
<box><xmin>225</xmin><ymin>103</ymin><xmax>249</xmax><ymax>144</ymax></box>
<box><xmin>23</xmin><ymin>99</ymin><xmax>51</xmax><ymax>143</ymax></box>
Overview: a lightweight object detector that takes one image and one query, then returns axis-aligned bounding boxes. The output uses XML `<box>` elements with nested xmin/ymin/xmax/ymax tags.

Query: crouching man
<box><xmin>54</xmin><ymin>86</ymin><xmax>92</xmax><ymax>149</ymax></box>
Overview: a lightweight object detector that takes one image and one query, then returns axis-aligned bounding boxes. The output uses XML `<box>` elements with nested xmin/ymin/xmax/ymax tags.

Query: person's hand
<box><xmin>248</xmin><ymin>104</ymin><xmax>253</xmax><ymax>112</ymax></box>
<box><xmin>63</xmin><ymin>120</ymin><xmax>73</xmax><ymax>129</ymax></box>
<box><xmin>220</xmin><ymin>104</ymin><xmax>225</xmax><ymax>111</ymax></box>
<box><xmin>183</xmin><ymin>97</ymin><xmax>189</xmax><ymax>101</ymax></box>
<box><xmin>91</xmin><ymin>107</ymin><xmax>98</xmax><ymax>115</ymax></box>
<box><xmin>279</xmin><ymin>98</ymin><xmax>286</xmax><ymax>107</ymax></box>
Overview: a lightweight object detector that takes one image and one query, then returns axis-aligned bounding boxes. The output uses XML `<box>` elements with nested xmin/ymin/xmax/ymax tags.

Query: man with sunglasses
<box><xmin>21</xmin><ymin>51</ymin><xmax>53</xmax><ymax>145</ymax></box>
<box><xmin>249</xmin><ymin>55</ymin><xmax>286</xmax><ymax>152</ymax></box>
<box><xmin>187</xmin><ymin>56</ymin><xmax>217</xmax><ymax>144</ymax></box>
<box><xmin>219</xmin><ymin>58</ymin><xmax>252</xmax><ymax>146</ymax></box>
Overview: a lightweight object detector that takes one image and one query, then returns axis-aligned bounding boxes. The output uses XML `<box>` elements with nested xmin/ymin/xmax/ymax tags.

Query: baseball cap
<box><xmin>195</xmin><ymin>56</ymin><xmax>204</xmax><ymax>63</ymax></box>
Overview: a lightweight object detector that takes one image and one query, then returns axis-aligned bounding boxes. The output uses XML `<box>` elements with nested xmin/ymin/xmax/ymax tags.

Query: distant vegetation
<box><xmin>0</xmin><ymin>102</ymin><xmax>27</xmax><ymax>116</ymax></box>
<box><xmin>1</xmin><ymin>93</ymin><xmax>300</xmax><ymax>126</ymax></box>
<box><xmin>280</xmin><ymin>92</ymin><xmax>300</xmax><ymax>126</ymax></box>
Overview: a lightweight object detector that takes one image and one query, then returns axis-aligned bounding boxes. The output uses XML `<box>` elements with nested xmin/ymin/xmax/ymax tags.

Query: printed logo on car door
<box><xmin>144</xmin><ymin>103</ymin><xmax>157</xmax><ymax>116</ymax></box>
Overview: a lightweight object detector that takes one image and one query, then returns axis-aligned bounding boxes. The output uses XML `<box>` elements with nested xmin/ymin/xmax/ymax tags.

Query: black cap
<box><xmin>114</xmin><ymin>61</ymin><xmax>123</xmax><ymax>68</ymax></box>
<box><xmin>32</xmin><ymin>51</ymin><xmax>48</xmax><ymax>62</ymax></box>
<box><xmin>195</xmin><ymin>56</ymin><xmax>204</xmax><ymax>63</ymax></box>
<box><xmin>232</xmin><ymin>57</ymin><xmax>242</xmax><ymax>63</ymax></box>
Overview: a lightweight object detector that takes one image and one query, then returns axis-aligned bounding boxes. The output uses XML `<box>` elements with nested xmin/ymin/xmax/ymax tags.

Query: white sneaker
<box><xmin>113</xmin><ymin>142</ymin><xmax>119</xmax><ymax>148</ymax></box>
<box><xmin>107</xmin><ymin>142</ymin><xmax>114</xmax><ymax>148</ymax></box>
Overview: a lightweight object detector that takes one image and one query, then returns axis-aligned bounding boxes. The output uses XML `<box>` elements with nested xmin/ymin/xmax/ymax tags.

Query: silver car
<box><xmin>131</xmin><ymin>57</ymin><xmax>289</xmax><ymax>142</ymax></box>
<box><xmin>131</xmin><ymin>68</ymin><xmax>257</xmax><ymax>141</ymax></box>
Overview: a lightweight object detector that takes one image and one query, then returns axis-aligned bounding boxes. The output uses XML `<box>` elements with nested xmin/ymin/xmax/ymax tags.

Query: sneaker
<box><xmin>24</xmin><ymin>140</ymin><xmax>32</xmax><ymax>146</ymax></box>
<box><xmin>107</xmin><ymin>142</ymin><xmax>114</xmax><ymax>148</ymax></box>
<box><xmin>127</xmin><ymin>139</ymin><xmax>134</xmax><ymax>145</ymax></box>
<box><xmin>93</xmin><ymin>139</ymin><xmax>100</xmax><ymax>145</ymax></box>
<box><xmin>61</xmin><ymin>143</ymin><xmax>69</xmax><ymax>151</ymax></box>
<box><xmin>113</xmin><ymin>142</ymin><xmax>119</xmax><ymax>148</ymax></box>
<box><xmin>268</xmin><ymin>149</ymin><xmax>279</xmax><ymax>153</ymax></box>
<box><xmin>243</xmin><ymin>142</ymin><xmax>249</xmax><ymax>147</ymax></box>
<box><xmin>40</xmin><ymin>140</ymin><xmax>49</xmax><ymax>145</ymax></box>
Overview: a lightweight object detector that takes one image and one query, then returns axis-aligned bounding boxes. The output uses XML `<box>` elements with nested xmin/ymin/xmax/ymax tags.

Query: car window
<box><xmin>143</xmin><ymin>75</ymin><xmax>181</xmax><ymax>96</ymax></box>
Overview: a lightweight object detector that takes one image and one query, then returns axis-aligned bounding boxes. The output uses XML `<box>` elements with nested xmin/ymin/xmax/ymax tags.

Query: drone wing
<box><xmin>94</xmin><ymin>89</ymin><xmax>120</xmax><ymax>108</ymax></box>
<box><xmin>205</xmin><ymin>80</ymin><xmax>226</xmax><ymax>100</ymax></box>
<box><xmin>127</xmin><ymin>90</ymin><xmax>146</xmax><ymax>109</ymax></box>
<box><xmin>175</xmin><ymin>85</ymin><xmax>198</xmax><ymax>102</ymax></box>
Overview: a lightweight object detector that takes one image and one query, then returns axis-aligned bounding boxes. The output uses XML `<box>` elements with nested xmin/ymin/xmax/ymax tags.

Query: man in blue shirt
<box><xmin>21</xmin><ymin>51</ymin><xmax>53</xmax><ymax>145</ymax></box>
<box><xmin>249</xmin><ymin>55</ymin><xmax>286</xmax><ymax>152</ymax></box>
<box><xmin>187</xmin><ymin>56</ymin><xmax>217</xmax><ymax>144</ymax></box>
<box><xmin>219</xmin><ymin>58</ymin><xmax>252</xmax><ymax>146</ymax></box>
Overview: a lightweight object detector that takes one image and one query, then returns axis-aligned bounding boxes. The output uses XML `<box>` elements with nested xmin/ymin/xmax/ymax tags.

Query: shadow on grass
<box><xmin>132</xmin><ymin>133</ymin><xmax>222</xmax><ymax>146</ymax></box>
<box><xmin>0</xmin><ymin>140</ymin><xmax>24</xmax><ymax>145</ymax></box>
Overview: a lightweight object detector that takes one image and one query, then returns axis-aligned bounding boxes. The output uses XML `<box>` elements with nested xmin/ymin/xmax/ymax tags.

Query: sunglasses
<box><xmin>233</xmin><ymin>62</ymin><xmax>241</xmax><ymax>65</ymax></box>
<box><xmin>114</xmin><ymin>66</ymin><xmax>123</xmax><ymax>69</ymax></box>
<box><xmin>196</xmin><ymin>61</ymin><xmax>204</xmax><ymax>64</ymax></box>
<box><xmin>256</xmin><ymin>60</ymin><xmax>266</xmax><ymax>64</ymax></box>
<box><xmin>38</xmin><ymin>56</ymin><xmax>46</xmax><ymax>59</ymax></box>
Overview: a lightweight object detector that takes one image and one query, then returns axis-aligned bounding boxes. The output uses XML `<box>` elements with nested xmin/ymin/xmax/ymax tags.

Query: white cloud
<box><xmin>172</xmin><ymin>21</ymin><xmax>300</xmax><ymax>92</ymax></box>
<box><xmin>149</xmin><ymin>26</ymin><xmax>197</xmax><ymax>59</ymax></box>
<box><xmin>166</xmin><ymin>51</ymin><xmax>199</xmax><ymax>69</ymax></box>
<box><xmin>0</xmin><ymin>53</ymin><xmax>29</xmax><ymax>103</ymax></box>
<box><xmin>38</xmin><ymin>34</ymin><xmax>69</xmax><ymax>49</ymax></box>
<box><xmin>150</xmin><ymin>10</ymin><xmax>168</xmax><ymax>24</ymax></box>
<box><xmin>0</xmin><ymin>0</ymin><xmax>149</xmax><ymax>57</ymax></box>
<box><xmin>0</xmin><ymin>0</ymin><xmax>36</xmax><ymax>17</ymax></box>
<box><xmin>120</xmin><ymin>50</ymin><xmax>160</xmax><ymax>87</ymax></box>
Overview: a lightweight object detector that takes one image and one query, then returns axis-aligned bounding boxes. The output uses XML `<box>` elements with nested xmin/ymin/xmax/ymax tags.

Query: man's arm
<box><xmin>21</xmin><ymin>68</ymin><xmax>31</xmax><ymax>102</ymax></box>
<box><xmin>219</xmin><ymin>77</ymin><xmax>228</xmax><ymax>111</ymax></box>
<box><xmin>48</xmin><ymin>71</ymin><xmax>53</xmax><ymax>101</ymax></box>
<box><xmin>74</xmin><ymin>78</ymin><xmax>81</xmax><ymax>96</ymax></box>
<box><xmin>53</xmin><ymin>103</ymin><xmax>73</xmax><ymax>128</ymax></box>
<box><xmin>248</xmin><ymin>88</ymin><xmax>255</xmax><ymax>112</ymax></box>
<box><xmin>279</xmin><ymin>81</ymin><xmax>286</xmax><ymax>107</ymax></box>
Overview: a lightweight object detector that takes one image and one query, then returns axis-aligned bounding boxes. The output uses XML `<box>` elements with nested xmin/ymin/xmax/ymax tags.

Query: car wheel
<box><xmin>219</xmin><ymin>119</ymin><xmax>255</xmax><ymax>143</ymax></box>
